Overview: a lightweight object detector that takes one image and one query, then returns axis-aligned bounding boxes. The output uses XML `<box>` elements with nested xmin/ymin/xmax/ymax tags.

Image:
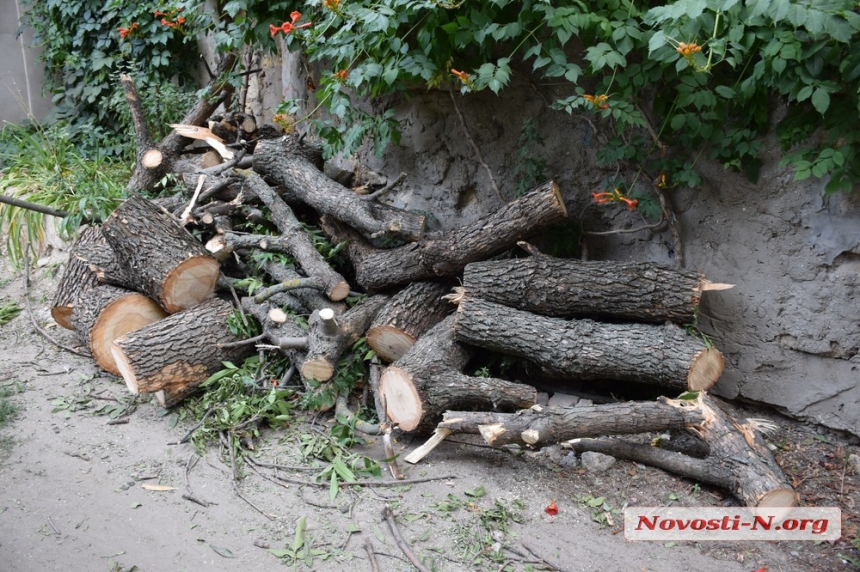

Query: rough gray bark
<box><xmin>462</xmin><ymin>255</ymin><xmax>710</xmax><ymax>324</ymax></box>
<box><xmin>321</xmin><ymin>181</ymin><xmax>568</xmax><ymax>291</ymax></box>
<box><xmin>454</xmin><ymin>296</ymin><xmax>723</xmax><ymax>392</ymax></box>
<box><xmin>253</xmin><ymin>135</ymin><xmax>425</xmax><ymax>242</ymax></box>
<box><xmin>263</xmin><ymin>261</ymin><xmax>347</xmax><ymax>317</ymax></box>
<box><xmin>52</xmin><ymin>226</ymin><xmax>101</xmax><ymax>329</ymax></box>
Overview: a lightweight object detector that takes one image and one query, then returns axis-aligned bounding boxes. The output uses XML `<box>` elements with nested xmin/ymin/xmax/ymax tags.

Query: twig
<box><xmin>182</xmin><ymin>493</ymin><xmax>211</xmax><ymax>507</ymax></box>
<box><xmin>196</xmin><ymin>176</ymin><xmax>238</xmax><ymax>204</ymax></box>
<box><xmin>169</xmin><ymin>405</ymin><xmax>217</xmax><ymax>445</ymax></box>
<box><xmin>253</xmin><ymin>278</ymin><xmax>326</xmax><ymax>304</ymax></box>
<box><xmin>22</xmin><ymin>252</ymin><xmax>90</xmax><ymax>357</ymax></box>
<box><xmin>222</xmin><ymin>272</ymin><xmax>249</xmax><ymax>329</ymax></box>
<box><xmin>246</xmin><ymin>456</ymin><xmax>322</xmax><ymax>472</ymax></box>
<box><xmin>219</xmin><ymin>431</ymin><xmax>276</xmax><ymax>520</ymax></box>
<box><xmin>382</xmin><ymin>505</ymin><xmax>429</xmax><ymax>572</ymax></box>
<box><xmin>180</xmin><ymin>174</ymin><xmax>206</xmax><ymax>224</ymax></box>
<box><xmin>217</xmin><ymin>333</ymin><xmax>267</xmax><ymax>349</ymax></box>
<box><xmin>364</xmin><ymin>538</ymin><xmax>380</xmax><ymax>572</ymax></box>
<box><xmin>448</xmin><ymin>88</ymin><xmax>505</xmax><ymax>204</ymax></box>
<box><xmin>0</xmin><ymin>194</ymin><xmax>92</xmax><ymax>221</ymax></box>
<box><xmin>273</xmin><ymin>474</ymin><xmax>456</xmax><ymax>488</ymax></box>
<box><xmin>106</xmin><ymin>418</ymin><xmax>130</xmax><ymax>426</ymax></box>
<box><xmin>184</xmin><ymin>453</ymin><xmax>198</xmax><ymax>489</ymax></box>
<box><xmin>47</xmin><ymin>515</ymin><xmax>60</xmax><ymax>535</ymax></box>
<box><xmin>360</xmin><ymin>172</ymin><xmax>407</xmax><ymax>202</ymax></box>
<box><xmin>583</xmin><ymin>214</ymin><xmax>666</xmax><ymax>236</ymax></box>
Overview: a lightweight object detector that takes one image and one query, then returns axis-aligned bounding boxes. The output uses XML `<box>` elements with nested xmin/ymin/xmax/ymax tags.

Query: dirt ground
<box><xmin>1</xmin><ymin>255</ymin><xmax>859</xmax><ymax>572</ymax></box>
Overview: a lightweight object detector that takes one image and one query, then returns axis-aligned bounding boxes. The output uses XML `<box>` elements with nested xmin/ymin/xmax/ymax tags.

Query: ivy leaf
<box><xmin>811</xmin><ymin>87</ymin><xmax>830</xmax><ymax>114</ymax></box>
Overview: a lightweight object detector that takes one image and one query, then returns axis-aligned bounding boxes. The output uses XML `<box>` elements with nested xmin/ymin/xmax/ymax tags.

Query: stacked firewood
<box><xmin>46</xmin><ymin>71</ymin><xmax>796</xmax><ymax>508</ymax></box>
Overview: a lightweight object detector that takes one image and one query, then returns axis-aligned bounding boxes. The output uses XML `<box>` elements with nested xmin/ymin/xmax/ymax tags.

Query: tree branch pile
<box><xmin>41</xmin><ymin>71</ymin><xmax>791</xmax><ymax>507</ymax></box>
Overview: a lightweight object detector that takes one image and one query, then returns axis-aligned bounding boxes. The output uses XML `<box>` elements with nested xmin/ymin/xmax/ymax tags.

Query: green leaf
<box><xmin>586</xmin><ymin>496</ymin><xmax>605</xmax><ymax>507</ymax></box>
<box><xmin>648</xmin><ymin>30</ymin><xmax>666</xmax><ymax>54</ymax></box>
<box><xmin>210</xmin><ymin>545</ymin><xmax>235</xmax><ymax>558</ymax></box>
<box><xmin>811</xmin><ymin>87</ymin><xmax>830</xmax><ymax>114</ymax></box>
<box><xmin>330</xmin><ymin>470</ymin><xmax>339</xmax><ymax>502</ymax></box>
<box><xmin>714</xmin><ymin>85</ymin><xmax>735</xmax><ymax>99</ymax></box>
<box><xmin>796</xmin><ymin>85</ymin><xmax>813</xmax><ymax>102</ymax></box>
<box><xmin>677</xmin><ymin>391</ymin><xmax>700</xmax><ymax>400</ymax></box>
<box><xmin>292</xmin><ymin>517</ymin><xmax>307</xmax><ymax>552</ymax></box>
<box><xmin>268</xmin><ymin>549</ymin><xmax>292</xmax><ymax>558</ymax></box>
<box><xmin>465</xmin><ymin>485</ymin><xmax>486</xmax><ymax>498</ymax></box>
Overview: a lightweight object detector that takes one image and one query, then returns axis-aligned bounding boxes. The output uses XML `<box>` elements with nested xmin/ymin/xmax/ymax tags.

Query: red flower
<box><xmin>584</xmin><ymin>93</ymin><xmax>610</xmax><ymax>109</ymax></box>
<box><xmin>271</xmin><ymin>11</ymin><xmax>312</xmax><ymax>37</ymax></box>
<box><xmin>592</xmin><ymin>189</ymin><xmax>637</xmax><ymax>211</ymax></box>
<box><xmin>117</xmin><ymin>22</ymin><xmax>139</xmax><ymax>39</ymax></box>
<box><xmin>545</xmin><ymin>499</ymin><xmax>559</xmax><ymax>516</ymax></box>
<box><xmin>450</xmin><ymin>69</ymin><xmax>470</xmax><ymax>83</ymax></box>
<box><xmin>333</xmin><ymin>69</ymin><xmax>349</xmax><ymax>82</ymax></box>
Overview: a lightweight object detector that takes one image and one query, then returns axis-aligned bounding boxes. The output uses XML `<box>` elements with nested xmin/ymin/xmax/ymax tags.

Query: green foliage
<box><xmin>277</xmin><ymin>0</ymin><xmax>860</xmax><ymax>190</ymax></box>
<box><xmin>0</xmin><ymin>302</ymin><xmax>22</xmax><ymax>327</ymax></box>
<box><xmin>0</xmin><ymin>123</ymin><xmax>127</xmax><ymax>267</ymax></box>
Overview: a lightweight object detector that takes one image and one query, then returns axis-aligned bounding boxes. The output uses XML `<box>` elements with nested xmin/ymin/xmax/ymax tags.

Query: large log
<box><xmin>461</xmin><ymin>255</ymin><xmax>731</xmax><ymax>324</ymax></box>
<box><xmin>72</xmin><ymin>285</ymin><xmax>168</xmax><ymax>375</ymax></box>
<box><xmin>379</xmin><ymin>315</ymin><xmax>537</xmax><ymax>433</ymax></box>
<box><xmin>52</xmin><ymin>226</ymin><xmax>101</xmax><ymax>329</ymax></box>
<box><xmin>569</xmin><ymin>394</ymin><xmax>797</xmax><ymax>508</ymax></box>
<box><xmin>111</xmin><ymin>298</ymin><xmax>254</xmax><ymax>396</ymax></box>
<box><xmin>454</xmin><ymin>297</ymin><xmax>723</xmax><ymax>392</ymax></box>
<box><xmin>72</xmin><ymin>226</ymin><xmax>133</xmax><ymax>287</ymax></box>
<box><xmin>101</xmin><ymin>194</ymin><xmax>220</xmax><ymax>313</ymax></box>
<box><xmin>439</xmin><ymin>397</ymin><xmax>707</xmax><ymax>447</ymax></box>
<box><xmin>253</xmin><ymin>135</ymin><xmax>425</xmax><ymax>242</ymax></box>
<box><xmin>366</xmin><ymin>280</ymin><xmax>454</xmax><ymax>363</ymax></box>
<box><xmin>300</xmin><ymin>295</ymin><xmax>390</xmax><ymax>382</ymax></box>
<box><xmin>321</xmin><ymin>181</ymin><xmax>568</xmax><ymax>291</ymax></box>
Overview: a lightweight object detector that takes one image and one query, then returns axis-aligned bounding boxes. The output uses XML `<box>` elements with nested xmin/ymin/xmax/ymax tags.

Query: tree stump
<box><xmin>321</xmin><ymin>180</ymin><xmax>568</xmax><ymax>291</ymax></box>
<box><xmin>102</xmin><ymin>194</ymin><xmax>220</xmax><ymax>313</ymax></box>
<box><xmin>378</xmin><ymin>315</ymin><xmax>537</xmax><ymax>433</ymax></box>
<box><xmin>454</xmin><ymin>296</ymin><xmax>723</xmax><ymax>392</ymax></box>
<box><xmin>52</xmin><ymin>226</ymin><xmax>101</xmax><ymax>329</ymax></box>
<box><xmin>111</xmin><ymin>298</ymin><xmax>254</xmax><ymax>396</ymax></box>
<box><xmin>366</xmin><ymin>280</ymin><xmax>454</xmax><ymax>362</ymax></box>
<box><xmin>461</xmin><ymin>255</ymin><xmax>731</xmax><ymax>324</ymax></box>
<box><xmin>72</xmin><ymin>285</ymin><xmax>168</xmax><ymax>375</ymax></box>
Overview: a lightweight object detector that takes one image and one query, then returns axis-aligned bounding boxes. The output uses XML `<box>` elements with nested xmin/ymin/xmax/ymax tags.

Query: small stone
<box><xmin>548</xmin><ymin>393</ymin><xmax>579</xmax><ymax>408</ymax></box>
<box><xmin>559</xmin><ymin>453</ymin><xmax>579</xmax><ymax>469</ymax></box>
<box><xmin>848</xmin><ymin>454</ymin><xmax>860</xmax><ymax>475</ymax></box>
<box><xmin>790</xmin><ymin>551</ymin><xmax>800</xmax><ymax>557</ymax></box>
<box><xmin>581</xmin><ymin>451</ymin><xmax>616</xmax><ymax>473</ymax></box>
<box><xmin>575</xmin><ymin>399</ymin><xmax>593</xmax><ymax>407</ymax></box>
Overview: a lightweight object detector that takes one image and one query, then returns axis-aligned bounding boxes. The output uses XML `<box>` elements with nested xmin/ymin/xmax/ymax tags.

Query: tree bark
<box><xmin>52</xmin><ymin>226</ymin><xmax>101</xmax><ymax>329</ymax></box>
<box><xmin>111</xmin><ymin>298</ymin><xmax>254</xmax><ymax>396</ymax></box>
<box><xmin>72</xmin><ymin>285</ymin><xmax>168</xmax><ymax>375</ymax></box>
<box><xmin>72</xmin><ymin>226</ymin><xmax>133</xmax><ymax>287</ymax></box>
<box><xmin>101</xmin><ymin>194</ymin><xmax>220</xmax><ymax>313</ymax></box>
<box><xmin>263</xmin><ymin>261</ymin><xmax>347</xmax><ymax>316</ymax></box>
<box><xmin>367</xmin><ymin>280</ymin><xmax>455</xmax><ymax>362</ymax></box>
<box><xmin>439</xmin><ymin>397</ymin><xmax>706</xmax><ymax>447</ymax></box>
<box><xmin>461</xmin><ymin>255</ymin><xmax>720</xmax><ymax>324</ymax></box>
<box><xmin>454</xmin><ymin>297</ymin><xmax>723</xmax><ymax>392</ymax></box>
<box><xmin>379</xmin><ymin>315</ymin><xmax>537</xmax><ymax>433</ymax></box>
<box><xmin>252</xmin><ymin>135</ymin><xmax>425</xmax><ymax>242</ymax></box>
<box><xmin>321</xmin><ymin>181</ymin><xmax>568</xmax><ymax>291</ymax></box>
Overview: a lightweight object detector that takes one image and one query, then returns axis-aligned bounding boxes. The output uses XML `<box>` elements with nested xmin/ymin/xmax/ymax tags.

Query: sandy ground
<box><xmin>0</xmin><ymin>256</ymin><xmax>858</xmax><ymax>572</ymax></box>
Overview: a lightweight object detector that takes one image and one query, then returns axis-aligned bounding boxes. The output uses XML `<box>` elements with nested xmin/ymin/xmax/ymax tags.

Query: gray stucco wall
<box><xmin>0</xmin><ymin>0</ymin><xmax>51</xmax><ymax>124</ymax></box>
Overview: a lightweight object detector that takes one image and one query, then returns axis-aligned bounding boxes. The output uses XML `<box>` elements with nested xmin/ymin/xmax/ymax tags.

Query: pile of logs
<box><xmin>45</xmin><ymin>71</ymin><xmax>796</xmax><ymax>508</ymax></box>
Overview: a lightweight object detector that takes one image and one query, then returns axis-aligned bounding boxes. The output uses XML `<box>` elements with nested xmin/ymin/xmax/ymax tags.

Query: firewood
<box><xmin>569</xmin><ymin>394</ymin><xmax>797</xmax><ymax>508</ymax></box>
<box><xmin>52</xmin><ymin>226</ymin><xmax>102</xmax><ymax>329</ymax></box>
<box><xmin>461</xmin><ymin>255</ymin><xmax>733</xmax><ymax>324</ymax></box>
<box><xmin>321</xmin><ymin>180</ymin><xmax>568</xmax><ymax>291</ymax></box>
<box><xmin>378</xmin><ymin>315</ymin><xmax>537</xmax><ymax>433</ymax></box>
<box><xmin>101</xmin><ymin>194</ymin><xmax>220</xmax><ymax>313</ymax></box>
<box><xmin>263</xmin><ymin>262</ymin><xmax>347</xmax><ymax>317</ymax></box>
<box><xmin>366</xmin><ymin>280</ymin><xmax>454</xmax><ymax>362</ymax></box>
<box><xmin>454</xmin><ymin>296</ymin><xmax>723</xmax><ymax>392</ymax></box>
<box><xmin>111</xmin><ymin>298</ymin><xmax>254</xmax><ymax>396</ymax></box>
<box><xmin>72</xmin><ymin>285</ymin><xmax>168</xmax><ymax>375</ymax></box>
<box><xmin>300</xmin><ymin>295</ymin><xmax>390</xmax><ymax>382</ymax></box>
<box><xmin>72</xmin><ymin>226</ymin><xmax>133</xmax><ymax>287</ymax></box>
<box><xmin>438</xmin><ymin>397</ymin><xmax>706</xmax><ymax>447</ymax></box>
<box><xmin>252</xmin><ymin>135</ymin><xmax>426</xmax><ymax>242</ymax></box>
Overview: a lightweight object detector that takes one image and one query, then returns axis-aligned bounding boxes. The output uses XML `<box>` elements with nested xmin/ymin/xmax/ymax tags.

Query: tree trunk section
<box><xmin>52</xmin><ymin>226</ymin><xmax>101</xmax><ymax>329</ymax></box>
<box><xmin>102</xmin><ymin>194</ymin><xmax>220</xmax><ymax>313</ymax></box>
<box><xmin>111</xmin><ymin>298</ymin><xmax>254</xmax><ymax>396</ymax></box>
<box><xmin>440</xmin><ymin>398</ymin><xmax>706</xmax><ymax>447</ymax></box>
<box><xmin>253</xmin><ymin>136</ymin><xmax>425</xmax><ymax>242</ymax></box>
<box><xmin>454</xmin><ymin>297</ymin><xmax>723</xmax><ymax>392</ymax></box>
<box><xmin>462</xmin><ymin>255</ymin><xmax>715</xmax><ymax>324</ymax></box>
<box><xmin>72</xmin><ymin>226</ymin><xmax>134</xmax><ymax>287</ymax></box>
<box><xmin>321</xmin><ymin>181</ymin><xmax>568</xmax><ymax>291</ymax></box>
<box><xmin>367</xmin><ymin>280</ymin><xmax>454</xmax><ymax>362</ymax></box>
<box><xmin>72</xmin><ymin>285</ymin><xmax>168</xmax><ymax>375</ymax></box>
<box><xmin>300</xmin><ymin>295</ymin><xmax>390</xmax><ymax>382</ymax></box>
<box><xmin>379</xmin><ymin>316</ymin><xmax>537</xmax><ymax>433</ymax></box>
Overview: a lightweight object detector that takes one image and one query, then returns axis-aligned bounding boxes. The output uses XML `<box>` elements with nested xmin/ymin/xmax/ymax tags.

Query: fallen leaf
<box><xmin>210</xmin><ymin>544</ymin><xmax>235</xmax><ymax>558</ymax></box>
<box><xmin>142</xmin><ymin>484</ymin><xmax>175</xmax><ymax>491</ymax></box>
<box><xmin>130</xmin><ymin>503</ymin><xmax>142</xmax><ymax>509</ymax></box>
<box><xmin>544</xmin><ymin>499</ymin><xmax>559</xmax><ymax>516</ymax></box>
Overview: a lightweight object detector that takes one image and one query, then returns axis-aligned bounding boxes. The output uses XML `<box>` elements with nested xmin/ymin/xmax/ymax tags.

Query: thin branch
<box><xmin>273</xmin><ymin>474</ymin><xmax>456</xmax><ymax>489</ymax></box>
<box><xmin>246</xmin><ymin>456</ymin><xmax>323</xmax><ymax>472</ymax></box>
<box><xmin>217</xmin><ymin>333</ymin><xmax>267</xmax><ymax>349</ymax></box>
<box><xmin>449</xmin><ymin>88</ymin><xmax>505</xmax><ymax>204</ymax></box>
<box><xmin>583</xmin><ymin>214</ymin><xmax>666</xmax><ymax>236</ymax></box>
<box><xmin>169</xmin><ymin>405</ymin><xmax>217</xmax><ymax>445</ymax></box>
<box><xmin>360</xmin><ymin>172</ymin><xmax>407</xmax><ymax>202</ymax></box>
<box><xmin>0</xmin><ymin>194</ymin><xmax>82</xmax><ymax>220</ymax></box>
<box><xmin>364</xmin><ymin>539</ymin><xmax>381</xmax><ymax>572</ymax></box>
<box><xmin>382</xmin><ymin>505</ymin><xmax>430</xmax><ymax>572</ymax></box>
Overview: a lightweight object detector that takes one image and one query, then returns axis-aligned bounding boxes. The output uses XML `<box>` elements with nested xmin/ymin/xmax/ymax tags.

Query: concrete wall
<box><xmin>0</xmin><ymin>0</ymin><xmax>51</xmax><ymax>124</ymax></box>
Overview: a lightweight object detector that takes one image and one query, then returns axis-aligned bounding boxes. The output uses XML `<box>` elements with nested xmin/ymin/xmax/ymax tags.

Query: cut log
<box><xmin>72</xmin><ymin>285</ymin><xmax>168</xmax><ymax>375</ymax></box>
<box><xmin>230</xmin><ymin>172</ymin><xmax>351</xmax><ymax>301</ymax></box>
<box><xmin>461</xmin><ymin>255</ymin><xmax>729</xmax><ymax>324</ymax></box>
<box><xmin>454</xmin><ymin>296</ymin><xmax>723</xmax><ymax>392</ymax></box>
<box><xmin>111</xmin><ymin>298</ymin><xmax>254</xmax><ymax>396</ymax></box>
<box><xmin>300</xmin><ymin>295</ymin><xmax>390</xmax><ymax>382</ymax></box>
<box><xmin>569</xmin><ymin>395</ymin><xmax>797</xmax><ymax>508</ymax></box>
<box><xmin>263</xmin><ymin>261</ymin><xmax>347</xmax><ymax>316</ymax></box>
<box><xmin>378</xmin><ymin>315</ymin><xmax>537</xmax><ymax>433</ymax></box>
<box><xmin>239</xmin><ymin>296</ymin><xmax>307</xmax><ymax>354</ymax></box>
<box><xmin>321</xmin><ymin>181</ymin><xmax>568</xmax><ymax>291</ymax></box>
<box><xmin>101</xmin><ymin>194</ymin><xmax>220</xmax><ymax>313</ymax></box>
<box><xmin>438</xmin><ymin>397</ymin><xmax>706</xmax><ymax>447</ymax></box>
<box><xmin>253</xmin><ymin>135</ymin><xmax>426</xmax><ymax>242</ymax></box>
<box><xmin>366</xmin><ymin>280</ymin><xmax>454</xmax><ymax>362</ymax></box>
<box><xmin>51</xmin><ymin>226</ymin><xmax>102</xmax><ymax>329</ymax></box>
<box><xmin>72</xmin><ymin>226</ymin><xmax>133</xmax><ymax>287</ymax></box>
